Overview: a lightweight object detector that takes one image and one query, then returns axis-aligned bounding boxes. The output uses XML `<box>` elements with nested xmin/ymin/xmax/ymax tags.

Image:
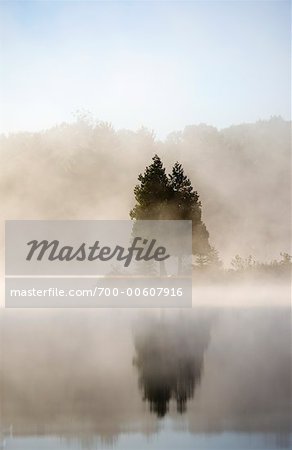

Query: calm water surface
<box><xmin>0</xmin><ymin>304</ymin><xmax>291</xmax><ymax>449</ymax></box>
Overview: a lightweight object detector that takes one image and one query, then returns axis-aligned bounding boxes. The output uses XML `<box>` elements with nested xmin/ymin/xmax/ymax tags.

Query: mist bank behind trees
<box><xmin>0</xmin><ymin>116</ymin><xmax>290</xmax><ymax>264</ymax></box>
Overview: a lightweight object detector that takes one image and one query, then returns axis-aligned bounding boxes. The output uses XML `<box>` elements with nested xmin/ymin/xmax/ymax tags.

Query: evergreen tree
<box><xmin>130</xmin><ymin>155</ymin><xmax>170</xmax><ymax>275</ymax></box>
<box><xmin>195</xmin><ymin>247</ymin><xmax>222</xmax><ymax>269</ymax></box>
<box><xmin>130</xmin><ymin>155</ymin><xmax>170</xmax><ymax>220</ymax></box>
<box><xmin>130</xmin><ymin>156</ymin><xmax>211</xmax><ymax>258</ymax></box>
<box><xmin>168</xmin><ymin>162</ymin><xmax>199</xmax><ymax>219</ymax></box>
<box><xmin>168</xmin><ymin>162</ymin><xmax>210</xmax><ymax>255</ymax></box>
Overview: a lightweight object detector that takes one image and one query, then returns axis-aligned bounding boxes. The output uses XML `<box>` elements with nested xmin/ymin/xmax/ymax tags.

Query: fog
<box><xmin>0</xmin><ymin>308</ymin><xmax>290</xmax><ymax>447</ymax></box>
<box><xmin>0</xmin><ymin>117</ymin><xmax>290</xmax><ymax>447</ymax></box>
<box><xmin>0</xmin><ymin>116</ymin><xmax>290</xmax><ymax>267</ymax></box>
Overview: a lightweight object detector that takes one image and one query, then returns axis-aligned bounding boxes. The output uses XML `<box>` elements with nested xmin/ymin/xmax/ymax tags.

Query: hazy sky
<box><xmin>0</xmin><ymin>0</ymin><xmax>290</xmax><ymax>137</ymax></box>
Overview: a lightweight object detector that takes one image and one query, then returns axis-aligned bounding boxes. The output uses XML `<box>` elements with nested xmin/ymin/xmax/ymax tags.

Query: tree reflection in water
<box><xmin>133</xmin><ymin>314</ymin><xmax>211</xmax><ymax>417</ymax></box>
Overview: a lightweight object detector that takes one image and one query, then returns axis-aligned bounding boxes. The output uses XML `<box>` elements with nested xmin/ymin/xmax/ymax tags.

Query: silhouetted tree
<box><xmin>168</xmin><ymin>162</ymin><xmax>210</xmax><ymax>256</ymax></box>
<box><xmin>130</xmin><ymin>156</ymin><xmax>211</xmax><ymax>258</ymax></box>
<box><xmin>168</xmin><ymin>162</ymin><xmax>198</xmax><ymax>218</ymax></box>
<box><xmin>130</xmin><ymin>155</ymin><xmax>170</xmax><ymax>220</ymax></box>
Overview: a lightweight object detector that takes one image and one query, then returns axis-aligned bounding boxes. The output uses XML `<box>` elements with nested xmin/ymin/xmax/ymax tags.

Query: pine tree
<box><xmin>130</xmin><ymin>155</ymin><xmax>170</xmax><ymax>220</ymax></box>
<box><xmin>130</xmin><ymin>156</ymin><xmax>211</xmax><ymax>258</ymax></box>
<box><xmin>130</xmin><ymin>155</ymin><xmax>170</xmax><ymax>275</ymax></box>
<box><xmin>169</xmin><ymin>162</ymin><xmax>210</xmax><ymax>255</ymax></box>
<box><xmin>168</xmin><ymin>162</ymin><xmax>200</xmax><ymax>217</ymax></box>
<box><xmin>195</xmin><ymin>247</ymin><xmax>222</xmax><ymax>269</ymax></box>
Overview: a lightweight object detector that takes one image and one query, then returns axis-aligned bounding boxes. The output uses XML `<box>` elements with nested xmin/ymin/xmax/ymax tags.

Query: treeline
<box><xmin>0</xmin><ymin>114</ymin><xmax>290</xmax><ymax>264</ymax></box>
<box><xmin>193</xmin><ymin>252</ymin><xmax>291</xmax><ymax>283</ymax></box>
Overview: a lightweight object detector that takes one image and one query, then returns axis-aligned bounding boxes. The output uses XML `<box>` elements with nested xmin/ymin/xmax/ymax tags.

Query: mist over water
<box><xmin>0</xmin><ymin>307</ymin><xmax>290</xmax><ymax>449</ymax></box>
<box><xmin>133</xmin><ymin>314</ymin><xmax>211</xmax><ymax>417</ymax></box>
<box><xmin>0</xmin><ymin>117</ymin><xmax>290</xmax><ymax>448</ymax></box>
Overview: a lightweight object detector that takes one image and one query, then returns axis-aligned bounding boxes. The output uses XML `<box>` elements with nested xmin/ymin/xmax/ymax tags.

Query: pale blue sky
<box><xmin>0</xmin><ymin>0</ymin><xmax>290</xmax><ymax>137</ymax></box>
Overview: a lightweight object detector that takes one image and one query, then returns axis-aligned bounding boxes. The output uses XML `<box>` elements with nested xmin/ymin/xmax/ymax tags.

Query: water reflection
<box><xmin>133</xmin><ymin>315</ymin><xmax>211</xmax><ymax>417</ymax></box>
<box><xmin>0</xmin><ymin>307</ymin><xmax>290</xmax><ymax>449</ymax></box>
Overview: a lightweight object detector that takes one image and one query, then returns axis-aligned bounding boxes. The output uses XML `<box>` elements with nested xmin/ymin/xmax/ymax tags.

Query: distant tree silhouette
<box><xmin>130</xmin><ymin>155</ymin><xmax>170</xmax><ymax>220</ymax></box>
<box><xmin>168</xmin><ymin>162</ymin><xmax>198</xmax><ymax>219</ymax></box>
<box><xmin>130</xmin><ymin>155</ymin><xmax>170</xmax><ymax>275</ymax></box>
<box><xmin>196</xmin><ymin>246</ymin><xmax>222</xmax><ymax>269</ymax></box>
<box><xmin>130</xmin><ymin>155</ymin><xmax>211</xmax><ymax>257</ymax></box>
<box><xmin>168</xmin><ymin>162</ymin><xmax>210</xmax><ymax>256</ymax></box>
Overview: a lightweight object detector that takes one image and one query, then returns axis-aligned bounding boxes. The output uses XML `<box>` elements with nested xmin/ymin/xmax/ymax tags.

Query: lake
<box><xmin>0</xmin><ymin>301</ymin><xmax>291</xmax><ymax>449</ymax></box>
